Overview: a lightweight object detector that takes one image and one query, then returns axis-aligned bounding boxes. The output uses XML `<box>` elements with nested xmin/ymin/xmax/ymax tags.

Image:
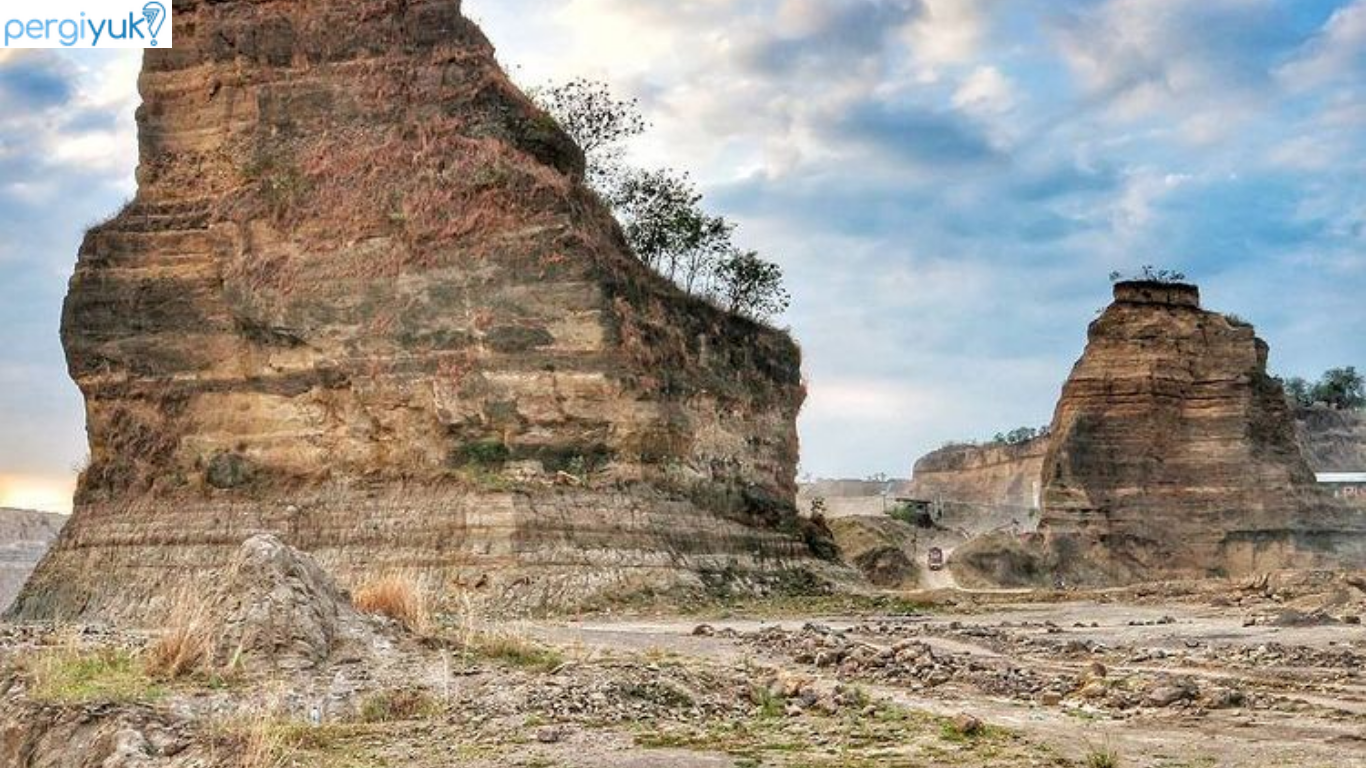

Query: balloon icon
<box><xmin>144</xmin><ymin>2</ymin><xmax>167</xmax><ymax>46</ymax></box>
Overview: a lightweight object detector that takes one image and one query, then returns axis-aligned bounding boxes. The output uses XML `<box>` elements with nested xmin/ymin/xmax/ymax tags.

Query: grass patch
<box><xmin>460</xmin><ymin>628</ymin><xmax>564</xmax><ymax>671</ymax></box>
<box><xmin>27</xmin><ymin>646</ymin><xmax>164</xmax><ymax>705</ymax></box>
<box><xmin>752</xmin><ymin>685</ymin><xmax>787</xmax><ymax>719</ymax></box>
<box><xmin>1086</xmin><ymin>744</ymin><xmax>1121</xmax><ymax>768</ymax></box>
<box><xmin>358</xmin><ymin>688</ymin><xmax>442</xmax><ymax>723</ymax></box>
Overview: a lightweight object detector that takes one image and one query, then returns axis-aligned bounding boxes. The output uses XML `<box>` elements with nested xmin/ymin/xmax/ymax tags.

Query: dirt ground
<box><xmin>3</xmin><ymin>577</ymin><xmax>1363</xmax><ymax>768</ymax></box>
<box><xmin>531</xmin><ymin>595</ymin><xmax>1366</xmax><ymax>767</ymax></box>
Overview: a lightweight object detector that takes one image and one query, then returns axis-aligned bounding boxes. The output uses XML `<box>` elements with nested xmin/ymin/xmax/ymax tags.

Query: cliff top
<box><xmin>913</xmin><ymin>437</ymin><xmax>1050</xmax><ymax>475</ymax></box>
<box><xmin>1112</xmin><ymin>280</ymin><xmax>1201</xmax><ymax>308</ymax></box>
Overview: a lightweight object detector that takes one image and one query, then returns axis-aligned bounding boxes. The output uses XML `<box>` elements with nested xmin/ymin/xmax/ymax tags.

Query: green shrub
<box><xmin>459</xmin><ymin>440</ymin><xmax>511</xmax><ymax>467</ymax></box>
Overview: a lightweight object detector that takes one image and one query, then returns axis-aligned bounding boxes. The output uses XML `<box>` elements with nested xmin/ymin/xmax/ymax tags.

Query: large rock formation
<box><xmin>1039</xmin><ymin>281</ymin><xmax>1366</xmax><ymax>582</ymax></box>
<box><xmin>0</xmin><ymin>509</ymin><xmax>65</xmax><ymax>612</ymax></box>
<box><xmin>907</xmin><ymin>438</ymin><xmax>1047</xmax><ymax>510</ymax></box>
<box><xmin>14</xmin><ymin>0</ymin><xmax>824</xmax><ymax>620</ymax></box>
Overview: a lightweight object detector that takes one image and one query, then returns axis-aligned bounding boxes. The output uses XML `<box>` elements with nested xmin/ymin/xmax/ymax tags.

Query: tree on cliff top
<box><xmin>1280</xmin><ymin>367</ymin><xmax>1364</xmax><ymax>410</ymax></box>
<box><xmin>1109</xmin><ymin>265</ymin><xmax>1188</xmax><ymax>284</ymax></box>
<box><xmin>533</xmin><ymin>79</ymin><xmax>790</xmax><ymax>322</ymax></box>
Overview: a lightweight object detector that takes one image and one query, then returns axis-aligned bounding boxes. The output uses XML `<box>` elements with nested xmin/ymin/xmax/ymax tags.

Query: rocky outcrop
<box><xmin>826</xmin><ymin>517</ymin><xmax>919</xmax><ymax>588</ymax></box>
<box><xmin>1039</xmin><ymin>281</ymin><xmax>1366</xmax><ymax>582</ymax></box>
<box><xmin>907</xmin><ymin>439</ymin><xmax>1047</xmax><ymax>509</ymax></box>
<box><xmin>207</xmin><ymin>535</ymin><xmax>380</xmax><ymax>670</ymax></box>
<box><xmin>0</xmin><ymin>510</ymin><xmax>65</xmax><ymax>613</ymax></box>
<box><xmin>13</xmin><ymin>0</ymin><xmax>824</xmax><ymax>621</ymax></box>
<box><xmin>1296</xmin><ymin>407</ymin><xmax>1366</xmax><ymax>473</ymax></box>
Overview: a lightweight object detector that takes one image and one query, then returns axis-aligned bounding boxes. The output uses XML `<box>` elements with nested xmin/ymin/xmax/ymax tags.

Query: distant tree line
<box><xmin>1279</xmin><ymin>367</ymin><xmax>1364</xmax><ymax>410</ymax></box>
<box><xmin>992</xmin><ymin>425</ymin><xmax>1051</xmax><ymax>446</ymax></box>
<box><xmin>532</xmin><ymin>79</ymin><xmax>791</xmax><ymax>322</ymax></box>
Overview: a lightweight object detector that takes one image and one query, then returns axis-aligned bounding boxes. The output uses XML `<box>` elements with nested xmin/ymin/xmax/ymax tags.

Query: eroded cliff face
<box><xmin>14</xmin><ymin>0</ymin><xmax>820</xmax><ymax>620</ymax></box>
<box><xmin>1039</xmin><ymin>282</ymin><xmax>1366</xmax><ymax>582</ymax></box>
<box><xmin>907</xmin><ymin>439</ymin><xmax>1047</xmax><ymax>510</ymax></box>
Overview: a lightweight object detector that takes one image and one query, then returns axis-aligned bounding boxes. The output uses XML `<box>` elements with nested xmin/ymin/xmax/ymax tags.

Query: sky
<box><xmin>1</xmin><ymin>0</ymin><xmax>1364</xmax><ymax>512</ymax></box>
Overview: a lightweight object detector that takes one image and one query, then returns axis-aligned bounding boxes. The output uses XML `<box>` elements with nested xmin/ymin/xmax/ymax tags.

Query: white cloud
<box><xmin>1279</xmin><ymin>0</ymin><xmax>1366</xmax><ymax>87</ymax></box>
<box><xmin>905</xmin><ymin>0</ymin><xmax>988</xmax><ymax>69</ymax></box>
<box><xmin>1110</xmin><ymin>168</ymin><xmax>1192</xmax><ymax>234</ymax></box>
<box><xmin>952</xmin><ymin>65</ymin><xmax>1014</xmax><ymax>114</ymax></box>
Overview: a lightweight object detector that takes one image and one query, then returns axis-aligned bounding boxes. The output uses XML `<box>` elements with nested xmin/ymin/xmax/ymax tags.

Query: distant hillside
<box><xmin>796</xmin><ymin>478</ymin><xmax>912</xmax><ymax>518</ymax></box>
<box><xmin>0</xmin><ymin>509</ymin><xmax>66</xmax><ymax>612</ymax></box>
<box><xmin>1296</xmin><ymin>407</ymin><xmax>1366</xmax><ymax>473</ymax></box>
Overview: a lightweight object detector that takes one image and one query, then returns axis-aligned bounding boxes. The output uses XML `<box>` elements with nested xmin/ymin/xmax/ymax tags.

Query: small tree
<box><xmin>1110</xmin><ymin>266</ymin><xmax>1187</xmax><ymax>284</ymax></box>
<box><xmin>712</xmin><ymin>250</ymin><xmax>791</xmax><ymax>322</ymax></box>
<box><xmin>992</xmin><ymin>426</ymin><xmax>1049</xmax><ymax>446</ymax></box>
<box><xmin>531</xmin><ymin>78</ymin><xmax>646</xmax><ymax>192</ymax></box>
<box><xmin>609</xmin><ymin>168</ymin><xmax>733</xmax><ymax>290</ymax></box>
<box><xmin>1311</xmin><ymin>366</ymin><xmax>1365</xmax><ymax>409</ymax></box>
<box><xmin>532</xmin><ymin>79</ymin><xmax>791</xmax><ymax>323</ymax></box>
<box><xmin>1280</xmin><ymin>376</ymin><xmax>1313</xmax><ymax>408</ymax></box>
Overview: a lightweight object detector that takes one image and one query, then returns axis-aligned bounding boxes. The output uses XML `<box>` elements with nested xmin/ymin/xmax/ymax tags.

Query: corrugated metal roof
<box><xmin>1318</xmin><ymin>473</ymin><xmax>1366</xmax><ymax>483</ymax></box>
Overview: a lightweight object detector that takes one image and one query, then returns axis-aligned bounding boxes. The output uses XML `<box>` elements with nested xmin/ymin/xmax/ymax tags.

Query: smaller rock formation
<box><xmin>1039</xmin><ymin>281</ymin><xmax>1366</xmax><ymax>582</ymax></box>
<box><xmin>949</xmin><ymin>533</ymin><xmax>1049</xmax><ymax>589</ymax></box>
<box><xmin>206</xmin><ymin>534</ymin><xmax>378</xmax><ymax>670</ymax></box>
<box><xmin>0</xmin><ymin>509</ymin><xmax>65</xmax><ymax>612</ymax></box>
<box><xmin>908</xmin><ymin>439</ymin><xmax>1047</xmax><ymax>510</ymax></box>
<box><xmin>826</xmin><ymin>517</ymin><xmax>919</xmax><ymax>587</ymax></box>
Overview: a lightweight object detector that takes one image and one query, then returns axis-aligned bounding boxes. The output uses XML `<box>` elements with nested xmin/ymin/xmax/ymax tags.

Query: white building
<box><xmin>1318</xmin><ymin>473</ymin><xmax>1366</xmax><ymax>503</ymax></box>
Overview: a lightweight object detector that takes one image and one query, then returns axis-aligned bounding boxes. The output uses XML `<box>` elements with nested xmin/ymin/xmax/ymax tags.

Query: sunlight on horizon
<box><xmin>0</xmin><ymin>474</ymin><xmax>74</xmax><ymax>515</ymax></box>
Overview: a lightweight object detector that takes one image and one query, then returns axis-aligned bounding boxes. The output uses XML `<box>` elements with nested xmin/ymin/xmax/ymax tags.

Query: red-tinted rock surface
<box><xmin>13</xmin><ymin>0</ymin><xmax>825</xmax><ymax>620</ymax></box>
<box><xmin>1039</xmin><ymin>282</ymin><xmax>1366</xmax><ymax>582</ymax></box>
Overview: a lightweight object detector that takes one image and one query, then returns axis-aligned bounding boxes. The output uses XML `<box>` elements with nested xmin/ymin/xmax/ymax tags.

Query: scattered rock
<box><xmin>952</xmin><ymin>713</ymin><xmax>984</xmax><ymax>736</ymax></box>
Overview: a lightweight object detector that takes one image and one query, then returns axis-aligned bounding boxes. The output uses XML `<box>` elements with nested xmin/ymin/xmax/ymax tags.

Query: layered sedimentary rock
<box><xmin>1039</xmin><ymin>282</ymin><xmax>1366</xmax><ymax>582</ymax></box>
<box><xmin>907</xmin><ymin>439</ymin><xmax>1047</xmax><ymax>509</ymax></box>
<box><xmin>0</xmin><ymin>509</ymin><xmax>65</xmax><ymax>612</ymax></box>
<box><xmin>14</xmin><ymin>0</ymin><xmax>823</xmax><ymax>620</ymax></box>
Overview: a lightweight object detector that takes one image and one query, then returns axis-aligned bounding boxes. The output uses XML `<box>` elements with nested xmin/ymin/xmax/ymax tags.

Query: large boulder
<box><xmin>210</xmin><ymin>534</ymin><xmax>373</xmax><ymax>670</ymax></box>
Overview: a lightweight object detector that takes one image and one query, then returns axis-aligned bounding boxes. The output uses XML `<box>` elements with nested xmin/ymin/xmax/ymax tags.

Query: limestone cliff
<box><xmin>907</xmin><ymin>439</ymin><xmax>1047</xmax><ymax>510</ymax></box>
<box><xmin>1039</xmin><ymin>281</ymin><xmax>1366</xmax><ymax>582</ymax></box>
<box><xmin>0</xmin><ymin>509</ymin><xmax>65</xmax><ymax>612</ymax></box>
<box><xmin>14</xmin><ymin>0</ymin><xmax>822</xmax><ymax>620</ymax></box>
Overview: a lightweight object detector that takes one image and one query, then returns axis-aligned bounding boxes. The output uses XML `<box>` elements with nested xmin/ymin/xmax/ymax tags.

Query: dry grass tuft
<box><xmin>235</xmin><ymin>716</ymin><xmax>289</xmax><ymax>768</ymax></box>
<box><xmin>210</xmin><ymin>710</ymin><xmax>295</xmax><ymax>768</ymax></box>
<box><xmin>144</xmin><ymin>586</ymin><xmax>218</xmax><ymax>680</ymax></box>
<box><xmin>352</xmin><ymin>574</ymin><xmax>430</xmax><ymax>634</ymax></box>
